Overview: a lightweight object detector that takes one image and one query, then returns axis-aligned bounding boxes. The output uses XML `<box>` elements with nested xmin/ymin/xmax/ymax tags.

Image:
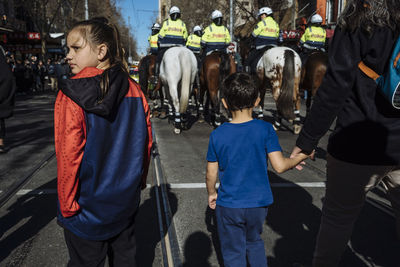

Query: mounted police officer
<box><xmin>148</xmin><ymin>23</ymin><xmax>161</xmax><ymax>55</ymax></box>
<box><xmin>299</xmin><ymin>13</ymin><xmax>326</xmax><ymax>63</ymax></box>
<box><xmin>154</xmin><ymin>6</ymin><xmax>188</xmax><ymax>81</ymax></box>
<box><xmin>201</xmin><ymin>10</ymin><xmax>231</xmax><ymax>62</ymax></box>
<box><xmin>186</xmin><ymin>25</ymin><xmax>203</xmax><ymax>91</ymax></box>
<box><xmin>244</xmin><ymin>6</ymin><xmax>279</xmax><ymax>73</ymax></box>
<box><xmin>186</xmin><ymin>25</ymin><xmax>202</xmax><ymax>67</ymax></box>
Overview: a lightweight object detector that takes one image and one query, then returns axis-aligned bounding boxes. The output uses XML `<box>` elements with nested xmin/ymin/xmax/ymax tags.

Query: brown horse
<box><xmin>199</xmin><ymin>51</ymin><xmax>236</xmax><ymax>126</ymax></box>
<box><xmin>138</xmin><ymin>54</ymin><xmax>166</xmax><ymax>117</ymax></box>
<box><xmin>300</xmin><ymin>51</ymin><xmax>328</xmax><ymax>115</ymax></box>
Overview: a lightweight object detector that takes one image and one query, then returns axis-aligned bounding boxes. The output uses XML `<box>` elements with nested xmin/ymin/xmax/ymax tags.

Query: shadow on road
<box><xmin>0</xmin><ymin>179</ymin><xmax>57</xmax><ymax>264</ymax></box>
<box><xmin>135</xmin><ymin>186</ymin><xmax>178</xmax><ymax>266</ymax></box>
<box><xmin>205</xmin><ymin>206</ymin><xmax>224</xmax><ymax>267</ymax></box>
<box><xmin>182</xmin><ymin>231</ymin><xmax>213</xmax><ymax>267</ymax></box>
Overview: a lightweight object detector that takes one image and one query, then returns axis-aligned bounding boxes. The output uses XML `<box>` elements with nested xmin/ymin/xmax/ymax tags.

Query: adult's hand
<box><xmin>290</xmin><ymin>146</ymin><xmax>315</xmax><ymax>170</ymax></box>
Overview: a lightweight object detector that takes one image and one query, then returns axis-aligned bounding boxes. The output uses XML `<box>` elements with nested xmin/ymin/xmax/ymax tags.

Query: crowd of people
<box><xmin>4</xmin><ymin>52</ymin><xmax>69</xmax><ymax>94</ymax></box>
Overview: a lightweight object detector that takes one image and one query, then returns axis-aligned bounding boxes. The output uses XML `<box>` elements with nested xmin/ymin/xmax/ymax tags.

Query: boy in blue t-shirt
<box><xmin>206</xmin><ymin>73</ymin><xmax>311</xmax><ymax>267</ymax></box>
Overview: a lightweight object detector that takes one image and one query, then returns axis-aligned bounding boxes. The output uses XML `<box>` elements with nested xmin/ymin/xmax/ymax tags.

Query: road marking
<box><xmin>0</xmin><ymin>182</ymin><xmax>326</xmax><ymax>196</ymax></box>
<box><xmin>168</xmin><ymin>182</ymin><xmax>326</xmax><ymax>189</ymax></box>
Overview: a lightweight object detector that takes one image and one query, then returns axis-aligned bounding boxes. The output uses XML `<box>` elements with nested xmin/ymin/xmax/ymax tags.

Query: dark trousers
<box><xmin>155</xmin><ymin>47</ymin><xmax>169</xmax><ymax>75</ymax></box>
<box><xmin>64</xmin><ymin>220</ymin><xmax>137</xmax><ymax>267</ymax></box>
<box><xmin>0</xmin><ymin>118</ymin><xmax>5</xmax><ymax>139</ymax></box>
<box><xmin>216</xmin><ymin>205</ymin><xmax>268</xmax><ymax>267</ymax></box>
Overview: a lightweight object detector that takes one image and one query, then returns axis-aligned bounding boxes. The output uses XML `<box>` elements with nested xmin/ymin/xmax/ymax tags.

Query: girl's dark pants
<box><xmin>64</xmin><ymin>218</ymin><xmax>137</xmax><ymax>267</ymax></box>
<box><xmin>216</xmin><ymin>205</ymin><xmax>268</xmax><ymax>267</ymax></box>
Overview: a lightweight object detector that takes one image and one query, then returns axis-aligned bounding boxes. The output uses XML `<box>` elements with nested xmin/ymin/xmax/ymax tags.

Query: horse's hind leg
<box><xmin>209</xmin><ymin>90</ymin><xmax>221</xmax><ymax>127</ymax></box>
<box><xmin>293</xmin><ymin>91</ymin><xmax>302</xmax><ymax>135</ymax></box>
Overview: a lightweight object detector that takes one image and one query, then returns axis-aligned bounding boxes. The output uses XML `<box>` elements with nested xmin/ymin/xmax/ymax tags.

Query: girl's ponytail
<box><xmin>70</xmin><ymin>17</ymin><xmax>129</xmax><ymax>102</ymax></box>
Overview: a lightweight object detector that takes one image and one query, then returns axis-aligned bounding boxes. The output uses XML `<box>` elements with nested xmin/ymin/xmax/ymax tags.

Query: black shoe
<box><xmin>0</xmin><ymin>145</ymin><xmax>6</xmax><ymax>153</ymax></box>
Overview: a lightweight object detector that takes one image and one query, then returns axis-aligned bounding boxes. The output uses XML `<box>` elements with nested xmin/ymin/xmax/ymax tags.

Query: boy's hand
<box><xmin>290</xmin><ymin>146</ymin><xmax>315</xmax><ymax>170</ymax></box>
<box><xmin>208</xmin><ymin>192</ymin><xmax>218</xmax><ymax>210</ymax></box>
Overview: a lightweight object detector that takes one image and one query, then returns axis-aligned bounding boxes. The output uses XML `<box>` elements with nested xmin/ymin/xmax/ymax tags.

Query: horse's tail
<box><xmin>179</xmin><ymin>50</ymin><xmax>192</xmax><ymax>113</ymax></box>
<box><xmin>219</xmin><ymin>52</ymin><xmax>231</xmax><ymax>81</ymax></box>
<box><xmin>277</xmin><ymin>49</ymin><xmax>295</xmax><ymax>120</ymax></box>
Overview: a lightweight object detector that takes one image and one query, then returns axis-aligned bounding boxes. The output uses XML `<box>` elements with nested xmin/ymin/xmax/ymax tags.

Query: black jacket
<box><xmin>0</xmin><ymin>52</ymin><xmax>16</xmax><ymax>119</ymax></box>
<box><xmin>296</xmin><ymin>26</ymin><xmax>400</xmax><ymax>165</ymax></box>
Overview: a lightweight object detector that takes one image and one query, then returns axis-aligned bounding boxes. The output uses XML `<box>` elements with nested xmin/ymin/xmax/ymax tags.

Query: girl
<box><xmin>54</xmin><ymin>17</ymin><xmax>152</xmax><ymax>267</ymax></box>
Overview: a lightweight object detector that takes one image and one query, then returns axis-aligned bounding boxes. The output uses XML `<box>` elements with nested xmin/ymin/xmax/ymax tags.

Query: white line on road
<box><xmin>0</xmin><ymin>182</ymin><xmax>326</xmax><ymax>196</ymax></box>
<box><xmin>168</xmin><ymin>182</ymin><xmax>326</xmax><ymax>189</ymax></box>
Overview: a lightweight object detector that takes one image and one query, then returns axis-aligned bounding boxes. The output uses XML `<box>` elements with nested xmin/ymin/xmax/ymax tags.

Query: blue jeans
<box><xmin>216</xmin><ymin>205</ymin><xmax>268</xmax><ymax>267</ymax></box>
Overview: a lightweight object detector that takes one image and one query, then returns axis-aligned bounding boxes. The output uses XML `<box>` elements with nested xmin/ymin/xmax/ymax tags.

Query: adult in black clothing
<box><xmin>0</xmin><ymin>48</ymin><xmax>17</xmax><ymax>153</ymax></box>
<box><xmin>290</xmin><ymin>0</ymin><xmax>400</xmax><ymax>266</ymax></box>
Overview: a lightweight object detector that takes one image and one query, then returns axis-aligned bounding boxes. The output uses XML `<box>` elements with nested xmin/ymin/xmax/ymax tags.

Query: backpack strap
<box><xmin>358</xmin><ymin>61</ymin><xmax>380</xmax><ymax>81</ymax></box>
<box><xmin>394</xmin><ymin>52</ymin><xmax>400</xmax><ymax>68</ymax></box>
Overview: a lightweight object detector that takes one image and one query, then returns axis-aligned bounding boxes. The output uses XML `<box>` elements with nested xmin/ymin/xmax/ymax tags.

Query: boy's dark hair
<box><xmin>222</xmin><ymin>73</ymin><xmax>259</xmax><ymax>112</ymax></box>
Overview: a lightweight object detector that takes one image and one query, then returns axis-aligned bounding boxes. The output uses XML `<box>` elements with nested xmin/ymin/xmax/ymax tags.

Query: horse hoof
<box><xmin>174</xmin><ymin>128</ymin><xmax>181</xmax><ymax>134</ymax></box>
<box><xmin>294</xmin><ymin>125</ymin><xmax>302</xmax><ymax>135</ymax></box>
<box><xmin>152</xmin><ymin>110</ymin><xmax>160</xmax><ymax>117</ymax></box>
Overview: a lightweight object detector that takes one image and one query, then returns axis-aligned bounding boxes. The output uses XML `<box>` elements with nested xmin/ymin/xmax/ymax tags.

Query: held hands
<box><xmin>208</xmin><ymin>192</ymin><xmax>218</xmax><ymax>210</ymax></box>
<box><xmin>290</xmin><ymin>146</ymin><xmax>315</xmax><ymax>170</ymax></box>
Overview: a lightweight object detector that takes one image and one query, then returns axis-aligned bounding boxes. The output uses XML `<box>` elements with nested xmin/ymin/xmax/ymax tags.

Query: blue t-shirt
<box><xmin>206</xmin><ymin>119</ymin><xmax>282</xmax><ymax>208</ymax></box>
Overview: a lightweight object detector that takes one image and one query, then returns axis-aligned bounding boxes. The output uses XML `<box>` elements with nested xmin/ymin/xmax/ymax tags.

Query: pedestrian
<box><xmin>23</xmin><ymin>59</ymin><xmax>33</xmax><ymax>93</ymax></box>
<box><xmin>290</xmin><ymin>0</ymin><xmax>400</xmax><ymax>266</ymax></box>
<box><xmin>0</xmin><ymin>46</ymin><xmax>17</xmax><ymax>153</ymax></box>
<box><xmin>46</xmin><ymin>58</ymin><xmax>57</xmax><ymax>91</ymax></box>
<box><xmin>206</xmin><ymin>72</ymin><xmax>312</xmax><ymax>267</ymax></box>
<box><xmin>37</xmin><ymin>60</ymin><xmax>46</xmax><ymax>91</ymax></box>
<box><xmin>54</xmin><ymin>17</ymin><xmax>152</xmax><ymax>266</ymax></box>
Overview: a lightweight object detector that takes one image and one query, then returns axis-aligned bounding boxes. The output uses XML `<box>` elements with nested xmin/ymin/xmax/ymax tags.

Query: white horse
<box><xmin>255</xmin><ymin>46</ymin><xmax>302</xmax><ymax>134</ymax></box>
<box><xmin>160</xmin><ymin>46</ymin><xmax>197</xmax><ymax>134</ymax></box>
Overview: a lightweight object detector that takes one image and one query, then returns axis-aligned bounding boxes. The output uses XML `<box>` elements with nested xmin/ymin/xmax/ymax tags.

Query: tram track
<box><xmin>152</xmin><ymin>130</ymin><xmax>182</xmax><ymax>267</ymax></box>
<box><xmin>0</xmin><ymin>152</ymin><xmax>55</xmax><ymax>209</ymax></box>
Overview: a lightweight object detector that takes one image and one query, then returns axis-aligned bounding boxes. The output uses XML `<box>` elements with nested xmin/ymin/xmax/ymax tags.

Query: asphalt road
<box><xmin>0</xmin><ymin>92</ymin><xmax>399</xmax><ymax>266</ymax></box>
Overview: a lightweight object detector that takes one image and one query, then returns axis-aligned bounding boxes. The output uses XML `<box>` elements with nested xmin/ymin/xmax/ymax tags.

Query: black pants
<box><xmin>155</xmin><ymin>47</ymin><xmax>169</xmax><ymax>75</ymax></box>
<box><xmin>245</xmin><ymin>47</ymin><xmax>270</xmax><ymax>73</ymax></box>
<box><xmin>0</xmin><ymin>118</ymin><xmax>5</xmax><ymax>139</ymax></box>
<box><xmin>64</xmin><ymin>219</ymin><xmax>137</xmax><ymax>267</ymax></box>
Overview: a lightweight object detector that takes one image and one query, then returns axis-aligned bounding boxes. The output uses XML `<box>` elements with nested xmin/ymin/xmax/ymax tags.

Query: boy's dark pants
<box><xmin>64</xmin><ymin>219</ymin><xmax>137</xmax><ymax>267</ymax></box>
<box><xmin>216</xmin><ymin>206</ymin><xmax>268</xmax><ymax>267</ymax></box>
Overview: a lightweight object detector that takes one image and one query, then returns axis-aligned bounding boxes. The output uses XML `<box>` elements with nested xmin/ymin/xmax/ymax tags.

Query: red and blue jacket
<box><xmin>54</xmin><ymin>66</ymin><xmax>152</xmax><ymax>240</ymax></box>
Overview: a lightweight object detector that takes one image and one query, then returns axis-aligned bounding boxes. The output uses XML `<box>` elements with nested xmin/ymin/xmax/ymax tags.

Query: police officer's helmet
<box><xmin>170</xmin><ymin>6</ymin><xmax>181</xmax><ymax>21</ymax></box>
<box><xmin>211</xmin><ymin>10</ymin><xmax>223</xmax><ymax>26</ymax></box>
<box><xmin>258</xmin><ymin>7</ymin><xmax>273</xmax><ymax>17</ymax></box>
<box><xmin>193</xmin><ymin>25</ymin><xmax>202</xmax><ymax>37</ymax></box>
<box><xmin>310</xmin><ymin>14</ymin><xmax>323</xmax><ymax>24</ymax></box>
<box><xmin>151</xmin><ymin>23</ymin><xmax>161</xmax><ymax>35</ymax></box>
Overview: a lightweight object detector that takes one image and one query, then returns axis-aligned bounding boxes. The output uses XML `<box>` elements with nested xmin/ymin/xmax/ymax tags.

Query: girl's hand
<box><xmin>208</xmin><ymin>193</ymin><xmax>218</xmax><ymax>210</ymax></box>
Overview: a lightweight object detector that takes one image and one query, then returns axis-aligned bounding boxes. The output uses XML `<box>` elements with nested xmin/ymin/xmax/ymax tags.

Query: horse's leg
<box><xmin>168</xmin><ymin>83</ymin><xmax>182</xmax><ymax>134</ymax></box>
<box><xmin>293</xmin><ymin>77</ymin><xmax>302</xmax><ymax>135</ymax></box>
<box><xmin>257</xmin><ymin>74</ymin><xmax>266</xmax><ymax>119</ymax></box>
<box><xmin>209</xmin><ymin>90</ymin><xmax>221</xmax><ymax>127</ymax></box>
